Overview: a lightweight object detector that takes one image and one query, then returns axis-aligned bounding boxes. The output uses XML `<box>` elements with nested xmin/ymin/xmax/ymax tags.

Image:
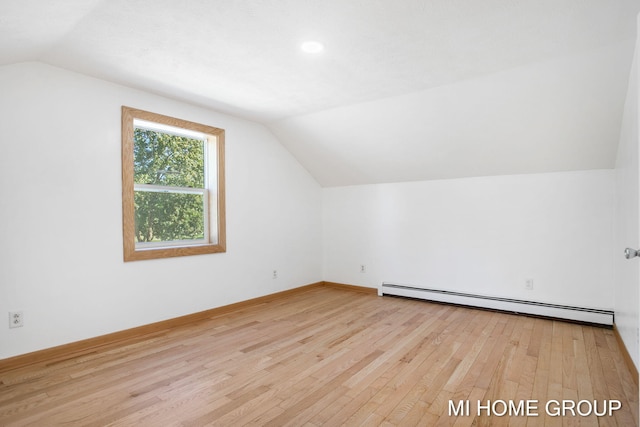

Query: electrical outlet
<box><xmin>9</xmin><ymin>311</ymin><xmax>23</xmax><ymax>328</ymax></box>
<box><xmin>525</xmin><ymin>279</ymin><xmax>534</xmax><ymax>290</ymax></box>
<box><xmin>360</xmin><ymin>265</ymin><xmax>366</xmax><ymax>273</ymax></box>
<box><xmin>272</xmin><ymin>270</ymin><xmax>278</xmax><ymax>279</ymax></box>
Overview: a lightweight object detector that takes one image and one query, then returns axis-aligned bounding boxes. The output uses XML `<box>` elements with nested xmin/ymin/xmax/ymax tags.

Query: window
<box><xmin>122</xmin><ymin>106</ymin><xmax>225</xmax><ymax>261</ymax></box>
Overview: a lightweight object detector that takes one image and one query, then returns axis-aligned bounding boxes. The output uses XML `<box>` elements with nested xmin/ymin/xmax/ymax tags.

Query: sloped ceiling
<box><xmin>1</xmin><ymin>0</ymin><xmax>638</xmax><ymax>186</ymax></box>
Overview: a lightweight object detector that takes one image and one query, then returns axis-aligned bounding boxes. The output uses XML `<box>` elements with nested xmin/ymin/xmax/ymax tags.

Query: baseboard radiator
<box><xmin>379</xmin><ymin>283</ymin><xmax>614</xmax><ymax>326</ymax></box>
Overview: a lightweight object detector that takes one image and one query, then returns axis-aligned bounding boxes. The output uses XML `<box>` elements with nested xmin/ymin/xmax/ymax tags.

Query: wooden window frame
<box><xmin>121</xmin><ymin>106</ymin><xmax>226</xmax><ymax>261</ymax></box>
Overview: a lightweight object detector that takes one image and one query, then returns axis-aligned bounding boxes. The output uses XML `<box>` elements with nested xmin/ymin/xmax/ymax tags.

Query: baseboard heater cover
<box><xmin>379</xmin><ymin>283</ymin><xmax>614</xmax><ymax>326</ymax></box>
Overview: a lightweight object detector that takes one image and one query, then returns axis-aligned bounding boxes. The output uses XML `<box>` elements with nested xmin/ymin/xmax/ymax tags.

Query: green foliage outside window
<box><xmin>133</xmin><ymin>128</ymin><xmax>206</xmax><ymax>243</ymax></box>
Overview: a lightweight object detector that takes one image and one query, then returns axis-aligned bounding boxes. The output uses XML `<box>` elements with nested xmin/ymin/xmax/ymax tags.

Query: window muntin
<box><xmin>122</xmin><ymin>107</ymin><xmax>225</xmax><ymax>261</ymax></box>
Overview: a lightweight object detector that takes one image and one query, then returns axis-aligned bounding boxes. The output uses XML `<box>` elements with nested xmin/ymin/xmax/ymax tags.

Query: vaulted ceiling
<box><xmin>2</xmin><ymin>0</ymin><xmax>639</xmax><ymax>186</ymax></box>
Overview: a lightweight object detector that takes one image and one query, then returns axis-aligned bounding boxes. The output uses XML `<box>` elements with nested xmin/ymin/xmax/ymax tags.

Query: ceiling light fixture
<box><xmin>301</xmin><ymin>41</ymin><xmax>324</xmax><ymax>54</ymax></box>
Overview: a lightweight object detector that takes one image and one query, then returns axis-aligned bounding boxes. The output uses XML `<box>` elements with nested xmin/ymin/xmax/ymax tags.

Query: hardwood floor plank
<box><xmin>263</xmin><ymin>350</ymin><xmax>385</xmax><ymax>426</ymax></box>
<box><xmin>0</xmin><ymin>287</ymin><xmax>636</xmax><ymax>426</ymax></box>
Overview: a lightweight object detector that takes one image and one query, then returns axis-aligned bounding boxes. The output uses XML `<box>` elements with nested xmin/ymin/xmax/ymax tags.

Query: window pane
<box><xmin>134</xmin><ymin>190</ymin><xmax>205</xmax><ymax>243</ymax></box>
<box><xmin>133</xmin><ymin>128</ymin><xmax>205</xmax><ymax>188</ymax></box>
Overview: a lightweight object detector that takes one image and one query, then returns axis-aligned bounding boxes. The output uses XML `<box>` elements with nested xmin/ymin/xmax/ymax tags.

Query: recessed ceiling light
<box><xmin>301</xmin><ymin>41</ymin><xmax>324</xmax><ymax>54</ymax></box>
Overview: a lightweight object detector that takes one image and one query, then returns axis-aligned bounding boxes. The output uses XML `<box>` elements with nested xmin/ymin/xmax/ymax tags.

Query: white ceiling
<box><xmin>1</xmin><ymin>0</ymin><xmax>639</xmax><ymax>186</ymax></box>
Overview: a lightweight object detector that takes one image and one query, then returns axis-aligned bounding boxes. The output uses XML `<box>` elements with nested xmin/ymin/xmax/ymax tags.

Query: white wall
<box><xmin>614</xmin><ymin>20</ymin><xmax>639</xmax><ymax>370</ymax></box>
<box><xmin>0</xmin><ymin>62</ymin><xmax>322</xmax><ymax>360</ymax></box>
<box><xmin>323</xmin><ymin>170</ymin><xmax>615</xmax><ymax>310</ymax></box>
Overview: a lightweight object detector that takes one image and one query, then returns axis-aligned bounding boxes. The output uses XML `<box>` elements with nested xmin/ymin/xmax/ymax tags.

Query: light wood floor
<box><xmin>0</xmin><ymin>287</ymin><xmax>637</xmax><ymax>426</ymax></box>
